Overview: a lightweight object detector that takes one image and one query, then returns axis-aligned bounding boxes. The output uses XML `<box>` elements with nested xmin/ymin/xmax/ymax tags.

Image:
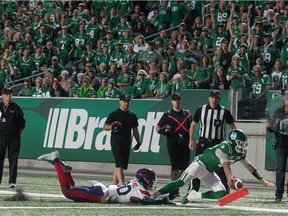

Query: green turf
<box><xmin>0</xmin><ymin>172</ymin><xmax>287</xmax><ymax>216</ymax></box>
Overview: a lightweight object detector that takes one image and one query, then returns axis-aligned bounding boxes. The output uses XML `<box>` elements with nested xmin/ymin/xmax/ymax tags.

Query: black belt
<box><xmin>200</xmin><ymin>137</ymin><xmax>222</xmax><ymax>143</ymax></box>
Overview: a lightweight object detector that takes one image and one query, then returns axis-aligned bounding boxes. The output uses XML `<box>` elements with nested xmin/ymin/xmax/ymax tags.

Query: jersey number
<box><xmin>116</xmin><ymin>185</ymin><xmax>132</xmax><ymax>196</ymax></box>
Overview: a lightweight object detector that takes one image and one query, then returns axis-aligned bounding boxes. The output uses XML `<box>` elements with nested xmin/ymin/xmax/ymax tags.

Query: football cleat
<box><xmin>168</xmin><ymin>189</ymin><xmax>180</xmax><ymax>200</ymax></box>
<box><xmin>182</xmin><ymin>190</ymin><xmax>201</xmax><ymax>204</ymax></box>
<box><xmin>9</xmin><ymin>183</ymin><xmax>16</xmax><ymax>189</ymax></box>
<box><xmin>59</xmin><ymin>161</ymin><xmax>72</xmax><ymax>173</ymax></box>
<box><xmin>37</xmin><ymin>151</ymin><xmax>59</xmax><ymax>162</ymax></box>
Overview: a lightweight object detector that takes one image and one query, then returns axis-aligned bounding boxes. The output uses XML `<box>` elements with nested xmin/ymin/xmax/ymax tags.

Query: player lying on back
<box><xmin>37</xmin><ymin>151</ymin><xmax>173</xmax><ymax>205</ymax></box>
<box><xmin>153</xmin><ymin>129</ymin><xmax>275</xmax><ymax>204</ymax></box>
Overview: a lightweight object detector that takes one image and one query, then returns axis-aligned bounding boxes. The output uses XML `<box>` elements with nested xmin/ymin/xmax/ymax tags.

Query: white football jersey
<box><xmin>106</xmin><ymin>179</ymin><xmax>151</xmax><ymax>203</ymax></box>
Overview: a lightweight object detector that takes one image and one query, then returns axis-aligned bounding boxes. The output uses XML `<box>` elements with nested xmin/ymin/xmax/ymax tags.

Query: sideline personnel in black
<box><xmin>156</xmin><ymin>93</ymin><xmax>192</xmax><ymax>200</ymax></box>
<box><xmin>267</xmin><ymin>93</ymin><xmax>288</xmax><ymax>202</ymax></box>
<box><xmin>189</xmin><ymin>90</ymin><xmax>236</xmax><ymax>193</ymax></box>
<box><xmin>103</xmin><ymin>93</ymin><xmax>141</xmax><ymax>185</ymax></box>
<box><xmin>0</xmin><ymin>87</ymin><xmax>26</xmax><ymax>188</ymax></box>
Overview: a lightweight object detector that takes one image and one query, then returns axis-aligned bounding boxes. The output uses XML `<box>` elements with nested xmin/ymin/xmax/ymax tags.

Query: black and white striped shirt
<box><xmin>193</xmin><ymin>104</ymin><xmax>234</xmax><ymax>140</ymax></box>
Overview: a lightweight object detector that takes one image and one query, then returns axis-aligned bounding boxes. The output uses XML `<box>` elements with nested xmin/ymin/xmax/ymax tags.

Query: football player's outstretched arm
<box><xmin>242</xmin><ymin>159</ymin><xmax>275</xmax><ymax>187</ymax></box>
<box><xmin>222</xmin><ymin>162</ymin><xmax>237</xmax><ymax>187</ymax></box>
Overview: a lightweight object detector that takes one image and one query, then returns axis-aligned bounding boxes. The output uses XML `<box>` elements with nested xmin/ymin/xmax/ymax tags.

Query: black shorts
<box><xmin>111</xmin><ymin>139</ymin><xmax>130</xmax><ymax>170</ymax></box>
<box><xmin>167</xmin><ymin>139</ymin><xmax>190</xmax><ymax>170</ymax></box>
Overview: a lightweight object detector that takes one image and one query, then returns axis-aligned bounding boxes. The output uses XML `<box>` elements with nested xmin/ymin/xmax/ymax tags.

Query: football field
<box><xmin>0</xmin><ymin>172</ymin><xmax>287</xmax><ymax>216</ymax></box>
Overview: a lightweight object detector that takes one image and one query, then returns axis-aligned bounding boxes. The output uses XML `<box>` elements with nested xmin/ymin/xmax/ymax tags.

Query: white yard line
<box><xmin>0</xmin><ymin>190</ymin><xmax>287</xmax><ymax>213</ymax></box>
<box><xmin>0</xmin><ymin>190</ymin><xmax>65</xmax><ymax>198</ymax></box>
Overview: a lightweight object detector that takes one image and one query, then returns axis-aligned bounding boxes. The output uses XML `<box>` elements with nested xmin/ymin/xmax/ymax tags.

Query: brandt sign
<box><xmin>43</xmin><ymin>108</ymin><xmax>164</xmax><ymax>153</ymax></box>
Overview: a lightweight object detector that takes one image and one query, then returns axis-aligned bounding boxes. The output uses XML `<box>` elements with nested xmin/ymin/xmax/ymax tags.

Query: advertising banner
<box><xmin>10</xmin><ymin>90</ymin><xmax>229</xmax><ymax>165</ymax></box>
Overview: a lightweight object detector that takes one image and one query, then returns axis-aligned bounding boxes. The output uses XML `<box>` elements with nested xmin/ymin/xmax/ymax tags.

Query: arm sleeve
<box><xmin>224</xmin><ymin>109</ymin><xmax>235</xmax><ymax>125</ymax></box>
<box><xmin>192</xmin><ymin>107</ymin><xmax>201</xmax><ymax>123</ymax></box>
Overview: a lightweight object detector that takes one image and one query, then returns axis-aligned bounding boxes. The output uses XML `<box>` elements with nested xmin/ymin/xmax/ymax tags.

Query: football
<box><xmin>161</xmin><ymin>124</ymin><xmax>173</xmax><ymax>133</ymax></box>
<box><xmin>230</xmin><ymin>178</ymin><xmax>243</xmax><ymax>190</ymax></box>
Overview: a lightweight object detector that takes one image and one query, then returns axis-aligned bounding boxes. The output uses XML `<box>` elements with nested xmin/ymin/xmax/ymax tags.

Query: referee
<box><xmin>189</xmin><ymin>90</ymin><xmax>236</xmax><ymax>193</ymax></box>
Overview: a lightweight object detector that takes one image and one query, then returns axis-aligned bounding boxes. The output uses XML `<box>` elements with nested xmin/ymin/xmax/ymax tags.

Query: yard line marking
<box><xmin>0</xmin><ymin>206</ymin><xmax>286</xmax><ymax>213</ymax></box>
<box><xmin>0</xmin><ymin>190</ymin><xmax>65</xmax><ymax>198</ymax></box>
<box><xmin>1</xmin><ymin>190</ymin><xmax>287</xmax><ymax>213</ymax></box>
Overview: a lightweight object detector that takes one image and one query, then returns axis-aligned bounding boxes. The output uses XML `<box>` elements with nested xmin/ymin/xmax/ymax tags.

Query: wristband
<box><xmin>252</xmin><ymin>170</ymin><xmax>263</xmax><ymax>180</ymax></box>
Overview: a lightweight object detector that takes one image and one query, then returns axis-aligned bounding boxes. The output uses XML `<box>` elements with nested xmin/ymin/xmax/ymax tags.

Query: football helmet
<box><xmin>135</xmin><ymin>168</ymin><xmax>157</xmax><ymax>190</ymax></box>
<box><xmin>228</xmin><ymin>129</ymin><xmax>248</xmax><ymax>153</ymax></box>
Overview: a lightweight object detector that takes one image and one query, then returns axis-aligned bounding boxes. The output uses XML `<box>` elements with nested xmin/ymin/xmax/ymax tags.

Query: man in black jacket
<box><xmin>0</xmin><ymin>88</ymin><xmax>26</xmax><ymax>188</ymax></box>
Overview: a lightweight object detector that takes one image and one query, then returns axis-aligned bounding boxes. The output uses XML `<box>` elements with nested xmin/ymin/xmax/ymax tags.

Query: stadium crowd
<box><xmin>0</xmin><ymin>0</ymin><xmax>287</xmax><ymax>103</ymax></box>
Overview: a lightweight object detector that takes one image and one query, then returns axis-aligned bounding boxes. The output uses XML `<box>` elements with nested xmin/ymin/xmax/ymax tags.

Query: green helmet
<box><xmin>228</xmin><ymin>129</ymin><xmax>248</xmax><ymax>153</ymax></box>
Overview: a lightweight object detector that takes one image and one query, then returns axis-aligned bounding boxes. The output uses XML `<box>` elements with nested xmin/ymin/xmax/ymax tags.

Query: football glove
<box><xmin>111</xmin><ymin>121</ymin><xmax>122</xmax><ymax>132</ymax></box>
<box><xmin>133</xmin><ymin>142</ymin><xmax>141</xmax><ymax>151</ymax></box>
<box><xmin>158</xmin><ymin>125</ymin><xmax>173</xmax><ymax>136</ymax></box>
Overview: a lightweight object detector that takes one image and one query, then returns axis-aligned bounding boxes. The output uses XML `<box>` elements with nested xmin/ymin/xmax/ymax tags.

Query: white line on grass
<box><xmin>1</xmin><ymin>190</ymin><xmax>287</xmax><ymax>213</ymax></box>
<box><xmin>0</xmin><ymin>190</ymin><xmax>65</xmax><ymax>198</ymax></box>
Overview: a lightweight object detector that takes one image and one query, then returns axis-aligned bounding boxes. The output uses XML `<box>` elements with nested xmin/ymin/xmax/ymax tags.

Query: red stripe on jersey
<box><xmin>139</xmin><ymin>189</ymin><xmax>151</xmax><ymax>197</ymax></box>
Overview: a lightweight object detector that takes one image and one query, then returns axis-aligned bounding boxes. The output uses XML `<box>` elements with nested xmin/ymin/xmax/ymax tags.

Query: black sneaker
<box><xmin>275</xmin><ymin>198</ymin><xmax>282</xmax><ymax>202</ymax></box>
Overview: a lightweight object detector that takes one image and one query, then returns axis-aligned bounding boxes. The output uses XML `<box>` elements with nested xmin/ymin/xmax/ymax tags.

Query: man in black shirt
<box><xmin>0</xmin><ymin>88</ymin><xmax>26</xmax><ymax>188</ymax></box>
<box><xmin>156</xmin><ymin>93</ymin><xmax>192</xmax><ymax>200</ymax></box>
<box><xmin>103</xmin><ymin>93</ymin><xmax>141</xmax><ymax>185</ymax></box>
<box><xmin>189</xmin><ymin>90</ymin><xmax>236</xmax><ymax>193</ymax></box>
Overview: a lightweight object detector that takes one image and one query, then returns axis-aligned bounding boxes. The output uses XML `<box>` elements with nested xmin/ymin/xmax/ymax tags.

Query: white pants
<box><xmin>180</xmin><ymin>160</ymin><xmax>226</xmax><ymax>192</ymax></box>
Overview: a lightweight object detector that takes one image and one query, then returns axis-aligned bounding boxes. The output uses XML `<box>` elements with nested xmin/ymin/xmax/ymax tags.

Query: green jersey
<box><xmin>0</xmin><ymin>67</ymin><xmax>9</xmax><ymax>84</ymax></box>
<box><xmin>32</xmin><ymin>86</ymin><xmax>45</xmax><ymax>97</ymax></box>
<box><xmin>195</xmin><ymin>66</ymin><xmax>212</xmax><ymax>82</ymax></box>
<box><xmin>138</xmin><ymin>50</ymin><xmax>162</xmax><ymax>65</ymax></box>
<box><xmin>19</xmin><ymin>87</ymin><xmax>34</xmax><ymax>96</ymax></box>
<box><xmin>260</xmin><ymin>43</ymin><xmax>280</xmax><ymax>71</ymax></box>
<box><xmin>56</xmin><ymin>34</ymin><xmax>74</xmax><ymax>61</ymax></box>
<box><xmin>279</xmin><ymin>36</ymin><xmax>288</xmax><ymax>67</ymax></box>
<box><xmin>48</xmin><ymin>64</ymin><xmax>65</xmax><ymax>78</ymax></box>
<box><xmin>67</xmin><ymin>17</ymin><xmax>81</xmax><ymax>36</ymax></box>
<box><xmin>251</xmin><ymin>74</ymin><xmax>271</xmax><ymax>98</ymax></box>
<box><xmin>170</xmin><ymin>2</ymin><xmax>187</xmax><ymax>26</ymax></box>
<box><xmin>68</xmin><ymin>84</ymin><xmax>80</xmax><ymax>97</ymax></box>
<box><xmin>145</xmin><ymin>78</ymin><xmax>159</xmax><ymax>96</ymax></box>
<box><xmin>31</xmin><ymin>54</ymin><xmax>47</xmax><ymax>69</ymax></box>
<box><xmin>34</xmin><ymin>33</ymin><xmax>51</xmax><ymax>47</ymax></box>
<box><xmin>78</xmin><ymin>85</ymin><xmax>97</xmax><ymax>98</ymax></box>
<box><xmin>199</xmin><ymin>141</ymin><xmax>246</xmax><ymax>173</ymax></box>
<box><xmin>101</xmin><ymin>86</ymin><xmax>122</xmax><ymax>98</ymax></box>
<box><xmin>131</xmin><ymin>78</ymin><xmax>148</xmax><ymax>98</ymax></box>
<box><xmin>73</xmin><ymin>32</ymin><xmax>88</xmax><ymax>59</ymax></box>
<box><xmin>227</xmin><ymin>65</ymin><xmax>247</xmax><ymax>88</ymax></box>
<box><xmin>214</xmin><ymin>7</ymin><xmax>230</xmax><ymax>25</ymax></box>
<box><xmin>81</xmin><ymin>50</ymin><xmax>96</xmax><ymax>66</ymax></box>
<box><xmin>158</xmin><ymin>5</ymin><xmax>171</xmax><ymax>28</ymax></box>
<box><xmin>85</xmin><ymin>23</ymin><xmax>103</xmax><ymax>46</ymax></box>
<box><xmin>16</xmin><ymin>57</ymin><xmax>35</xmax><ymax>78</ymax></box>
<box><xmin>177</xmin><ymin>76</ymin><xmax>193</xmax><ymax>90</ymax></box>
<box><xmin>119</xmin><ymin>37</ymin><xmax>135</xmax><ymax>50</ymax></box>
<box><xmin>110</xmin><ymin>50</ymin><xmax>126</xmax><ymax>69</ymax></box>
<box><xmin>156</xmin><ymin>82</ymin><xmax>172</xmax><ymax>97</ymax></box>
<box><xmin>117</xmin><ymin>72</ymin><xmax>135</xmax><ymax>93</ymax></box>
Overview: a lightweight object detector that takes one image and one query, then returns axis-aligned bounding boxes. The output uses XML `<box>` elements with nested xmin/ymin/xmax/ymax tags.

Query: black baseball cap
<box><xmin>171</xmin><ymin>93</ymin><xmax>181</xmax><ymax>100</ymax></box>
<box><xmin>119</xmin><ymin>93</ymin><xmax>131</xmax><ymax>101</ymax></box>
<box><xmin>209</xmin><ymin>89</ymin><xmax>221</xmax><ymax>98</ymax></box>
<box><xmin>2</xmin><ymin>87</ymin><xmax>13</xmax><ymax>94</ymax></box>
